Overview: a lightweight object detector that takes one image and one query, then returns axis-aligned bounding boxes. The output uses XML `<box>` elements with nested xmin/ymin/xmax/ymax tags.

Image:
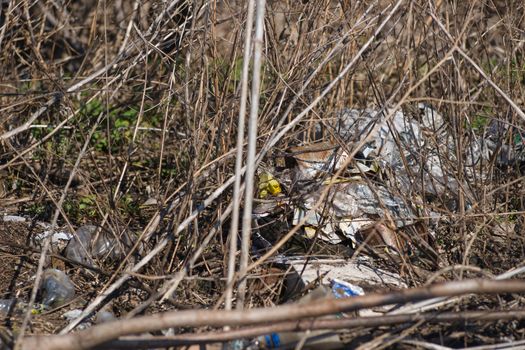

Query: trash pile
<box><xmin>242</xmin><ymin>103</ymin><xmax>523</xmax><ymax>348</ymax></box>
<box><xmin>255</xmin><ymin>106</ymin><xmax>429</xmax><ymax>252</ymax></box>
<box><xmin>254</xmin><ymin>103</ymin><xmax>520</xmax><ymax>271</ymax></box>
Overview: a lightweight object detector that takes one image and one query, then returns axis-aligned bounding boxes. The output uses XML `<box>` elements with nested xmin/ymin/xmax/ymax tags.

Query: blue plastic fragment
<box><xmin>330</xmin><ymin>278</ymin><xmax>365</xmax><ymax>298</ymax></box>
<box><xmin>259</xmin><ymin>332</ymin><xmax>281</xmax><ymax>348</ymax></box>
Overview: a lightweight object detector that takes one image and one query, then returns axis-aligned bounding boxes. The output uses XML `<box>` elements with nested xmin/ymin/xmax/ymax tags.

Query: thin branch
<box><xmin>0</xmin><ymin>93</ymin><xmax>62</xmax><ymax>141</ymax></box>
<box><xmin>237</xmin><ymin>0</ymin><xmax>266</xmax><ymax>310</ymax></box>
<box><xmin>428</xmin><ymin>8</ymin><xmax>525</xmax><ymax>121</ymax></box>
<box><xmin>225</xmin><ymin>0</ymin><xmax>255</xmax><ymax>313</ymax></box>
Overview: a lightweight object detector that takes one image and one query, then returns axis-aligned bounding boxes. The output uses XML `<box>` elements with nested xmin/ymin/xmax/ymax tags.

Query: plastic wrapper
<box><xmin>259</xmin><ymin>105</ymin><xmax>516</xmax><ymax>251</ymax></box>
<box><xmin>282</xmin><ymin>255</ymin><xmax>405</xmax><ymax>291</ymax></box>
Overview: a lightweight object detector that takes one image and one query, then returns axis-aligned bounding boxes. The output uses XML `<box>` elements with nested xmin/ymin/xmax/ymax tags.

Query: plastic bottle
<box><xmin>0</xmin><ymin>299</ymin><xmax>15</xmax><ymax>314</ymax></box>
<box><xmin>257</xmin><ymin>279</ymin><xmax>364</xmax><ymax>349</ymax></box>
<box><xmin>65</xmin><ymin>225</ymin><xmax>97</xmax><ymax>266</ymax></box>
<box><xmin>40</xmin><ymin>269</ymin><xmax>76</xmax><ymax>308</ymax></box>
<box><xmin>65</xmin><ymin>225</ymin><xmax>128</xmax><ymax>266</ymax></box>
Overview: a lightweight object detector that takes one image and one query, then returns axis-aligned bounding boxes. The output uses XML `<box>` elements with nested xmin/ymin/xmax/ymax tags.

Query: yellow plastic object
<box><xmin>304</xmin><ymin>226</ymin><xmax>317</xmax><ymax>239</ymax></box>
<box><xmin>258</xmin><ymin>172</ymin><xmax>282</xmax><ymax>199</ymax></box>
<box><xmin>31</xmin><ymin>304</ymin><xmax>45</xmax><ymax>315</ymax></box>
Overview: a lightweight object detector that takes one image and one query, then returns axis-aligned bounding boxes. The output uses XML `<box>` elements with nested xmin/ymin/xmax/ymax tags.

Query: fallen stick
<box><xmin>95</xmin><ymin>309</ymin><xmax>525</xmax><ymax>349</ymax></box>
<box><xmin>19</xmin><ymin>279</ymin><xmax>525</xmax><ymax>350</ymax></box>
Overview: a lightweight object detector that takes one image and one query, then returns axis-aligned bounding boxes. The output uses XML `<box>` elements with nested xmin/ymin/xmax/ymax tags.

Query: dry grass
<box><xmin>1</xmin><ymin>0</ymin><xmax>525</xmax><ymax>348</ymax></box>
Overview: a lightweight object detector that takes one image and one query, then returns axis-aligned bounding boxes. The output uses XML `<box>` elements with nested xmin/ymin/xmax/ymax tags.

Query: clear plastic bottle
<box><xmin>0</xmin><ymin>299</ymin><xmax>15</xmax><ymax>314</ymax></box>
<box><xmin>40</xmin><ymin>269</ymin><xmax>76</xmax><ymax>308</ymax></box>
<box><xmin>257</xmin><ymin>279</ymin><xmax>363</xmax><ymax>349</ymax></box>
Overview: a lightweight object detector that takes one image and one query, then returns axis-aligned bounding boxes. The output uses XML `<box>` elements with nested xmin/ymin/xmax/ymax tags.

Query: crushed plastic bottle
<box><xmin>65</xmin><ymin>225</ymin><xmax>96</xmax><ymax>266</ymax></box>
<box><xmin>65</xmin><ymin>225</ymin><xmax>129</xmax><ymax>266</ymax></box>
<box><xmin>40</xmin><ymin>269</ymin><xmax>75</xmax><ymax>308</ymax></box>
<box><xmin>0</xmin><ymin>299</ymin><xmax>48</xmax><ymax>316</ymax></box>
